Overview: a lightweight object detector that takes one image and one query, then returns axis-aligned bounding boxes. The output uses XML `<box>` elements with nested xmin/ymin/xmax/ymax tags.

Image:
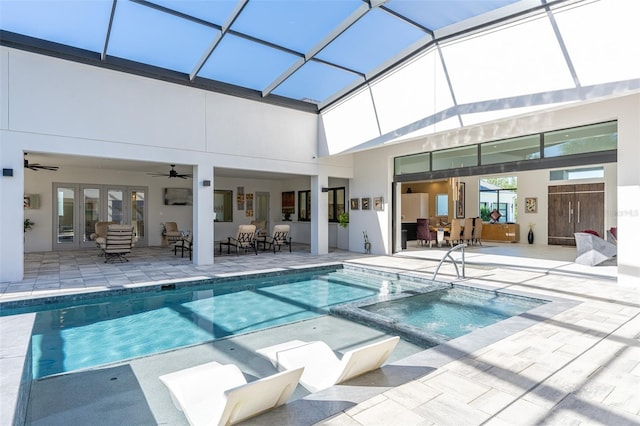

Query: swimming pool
<box><xmin>24</xmin><ymin>267</ymin><xmax>430</xmax><ymax>378</ymax></box>
<box><xmin>3</xmin><ymin>266</ymin><xmax>546</xmax><ymax>379</ymax></box>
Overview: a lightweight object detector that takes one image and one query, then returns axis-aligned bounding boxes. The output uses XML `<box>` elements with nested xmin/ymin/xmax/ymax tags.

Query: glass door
<box><xmin>81</xmin><ymin>187</ymin><xmax>101</xmax><ymax>248</ymax></box>
<box><xmin>255</xmin><ymin>192</ymin><xmax>270</xmax><ymax>233</ymax></box>
<box><xmin>107</xmin><ymin>188</ymin><xmax>125</xmax><ymax>224</ymax></box>
<box><xmin>55</xmin><ymin>186</ymin><xmax>77</xmax><ymax>248</ymax></box>
<box><xmin>129</xmin><ymin>188</ymin><xmax>147</xmax><ymax>245</ymax></box>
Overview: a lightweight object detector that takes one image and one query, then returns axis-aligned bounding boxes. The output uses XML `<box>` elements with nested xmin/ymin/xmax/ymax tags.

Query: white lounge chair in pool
<box><xmin>159</xmin><ymin>361</ymin><xmax>303</xmax><ymax>426</ymax></box>
<box><xmin>256</xmin><ymin>336</ymin><xmax>400</xmax><ymax>392</ymax></box>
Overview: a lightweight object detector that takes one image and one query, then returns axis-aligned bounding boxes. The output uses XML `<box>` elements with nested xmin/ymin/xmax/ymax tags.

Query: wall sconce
<box><xmin>202</xmin><ymin>180</ymin><xmax>211</xmax><ymax>187</ymax></box>
<box><xmin>321</xmin><ymin>187</ymin><xmax>329</xmax><ymax>193</ymax></box>
<box><xmin>3</xmin><ymin>168</ymin><xmax>13</xmax><ymax>177</ymax></box>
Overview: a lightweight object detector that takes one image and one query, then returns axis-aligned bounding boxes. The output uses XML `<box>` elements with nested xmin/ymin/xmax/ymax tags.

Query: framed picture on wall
<box><xmin>350</xmin><ymin>198</ymin><xmax>359</xmax><ymax>210</ymax></box>
<box><xmin>164</xmin><ymin>188</ymin><xmax>192</xmax><ymax>206</ymax></box>
<box><xmin>373</xmin><ymin>197</ymin><xmax>384</xmax><ymax>211</ymax></box>
<box><xmin>361</xmin><ymin>197</ymin><xmax>371</xmax><ymax>210</ymax></box>
<box><xmin>525</xmin><ymin>197</ymin><xmax>538</xmax><ymax>213</ymax></box>
<box><xmin>455</xmin><ymin>182</ymin><xmax>465</xmax><ymax>218</ymax></box>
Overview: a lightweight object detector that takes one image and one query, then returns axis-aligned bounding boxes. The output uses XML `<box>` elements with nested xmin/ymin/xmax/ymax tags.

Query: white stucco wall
<box><xmin>0</xmin><ymin>47</ymin><xmax>353</xmax><ymax>281</ymax></box>
<box><xmin>349</xmin><ymin>92</ymin><xmax>639</xmax><ymax>284</ymax></box>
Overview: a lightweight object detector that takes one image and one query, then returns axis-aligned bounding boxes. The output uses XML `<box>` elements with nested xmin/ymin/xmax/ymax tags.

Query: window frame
<box><xmin>213</xmin><ymin>190</ymin><xmax>233</xmax><ymax>222</ymax></box>
<box><xmin>298</xmin><ymin>190</ymin><xmax>311</xmax><ymax>221</ymax></box>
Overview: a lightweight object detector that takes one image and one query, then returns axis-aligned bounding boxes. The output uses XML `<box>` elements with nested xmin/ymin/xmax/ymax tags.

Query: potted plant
<box><xmin>338</xmin><ymin>212</ymin><xmax>349</xmax><ymax>228</ymax></box>
<box><xmin>24</xmin><ymin>218</ymin><xmax>35</xmax><ymax>232</ymax></box>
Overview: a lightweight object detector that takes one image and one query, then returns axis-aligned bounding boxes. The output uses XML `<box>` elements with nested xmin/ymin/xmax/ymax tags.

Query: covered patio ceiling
<box><xmin>21</xmin><ymin>151</ymin><xmax>304</xmax><ymax>181</ymax></box>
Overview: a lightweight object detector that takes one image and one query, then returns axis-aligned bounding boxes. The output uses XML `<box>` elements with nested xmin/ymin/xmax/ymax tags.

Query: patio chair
<box><xmin>264</xmin><ymin>224</ymin><xmax>292</xmax><ymax>253</ymax></box>
<box><xmin>160</xmin><ymin>361</ymin><xmax>303</xmax><ymax>426</ymax></box>
<box><xmin>574</xmin><ymin>232</ymin><xmax>617</xmax><ymax>266</ymax></box>
<box><xmin>174</xmin><ymin>232</ymin><xmax>193</xmax><ymax>260</ymax></box>
<box><xmin>219</xmin><ymin>224</ymin><xmax>257</xmax><ymax>255</ymax></box>
<box><xmin>100</xmin><ymin>224</ymin><xmax>135</xmax><ymax>263</ymax></box>
<box><xmin>256</xmin><ymin>336</ymin><xmax>399</xmax><ymax>392</ymax></box>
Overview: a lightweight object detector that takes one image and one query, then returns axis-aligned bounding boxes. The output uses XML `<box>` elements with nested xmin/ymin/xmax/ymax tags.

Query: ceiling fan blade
<box><xmin>148</xmin><ymin>165</ymin><xmax>192</xmax><ymax>178</ymax></box>
<box><xmin>25</xmin><ymin>163</ymin><xmax>59</xmax><ymax>171</ymax></box>
<box><xmin>35</xmin><ymin>165</ymin><xmax>59</xmax><ymax>171</ymax></box>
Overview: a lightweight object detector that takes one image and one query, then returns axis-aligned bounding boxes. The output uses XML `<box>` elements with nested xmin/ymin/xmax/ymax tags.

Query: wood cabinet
<box><xmin>548</xmin><ymin>183</ymin><xmax>604</xmax><ymax>246</ymax></box>
<box><xmin>481</xmin><ymin>223</ymin><xmax>520</xmax><ymax>242</ymax></box>
<box><xmin>401</xmin><ymin>193</ymin><xmax>429</xmax><ymax>223</ymax></box>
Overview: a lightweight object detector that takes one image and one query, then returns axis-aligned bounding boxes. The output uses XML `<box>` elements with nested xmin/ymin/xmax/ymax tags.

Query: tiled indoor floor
<box><xmin>1</xmin><ymin>242</ymin><xmax>638</xmax><ymax>425</ymax></box>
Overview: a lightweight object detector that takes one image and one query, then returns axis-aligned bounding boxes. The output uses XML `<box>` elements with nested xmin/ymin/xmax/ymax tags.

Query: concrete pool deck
<box><xmin>1</xmin><ymin>243</ymin><xmax>638</xmax><ymax>425</ymax></box>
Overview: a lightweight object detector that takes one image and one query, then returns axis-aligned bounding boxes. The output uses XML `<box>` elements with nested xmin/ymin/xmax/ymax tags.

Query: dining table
<box><xmin>429</xmin><ymin>225</ymin><xmax>464</xmax><ymax>246</ymax></box>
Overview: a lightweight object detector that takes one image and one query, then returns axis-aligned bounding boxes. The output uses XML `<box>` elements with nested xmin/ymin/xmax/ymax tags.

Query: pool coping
<box><xmin>0</xmin><ymin>263</ymin><xmax>579</xmax><ymax>426</ymax></box>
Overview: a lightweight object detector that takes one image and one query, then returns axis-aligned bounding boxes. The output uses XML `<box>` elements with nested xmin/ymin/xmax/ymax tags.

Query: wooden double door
<box><xmin>548</xmin><ymin>183</ymin><xmax>604</xmax><ymax>246</ymax></box>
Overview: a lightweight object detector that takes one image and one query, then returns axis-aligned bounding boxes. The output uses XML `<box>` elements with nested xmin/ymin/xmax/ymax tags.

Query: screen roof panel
<box><xmin>272</xmin><ymin>60</ymin><xmax>363</xmax><ymax>103</ymax></box>
<box><xmin>315</xmin><ymin>8</ymin><xmax>427</xmax><ymax>74</ymax></box>
<box><xmin>0</xmin><ymin>0</ymin><xmax>112</xmax><ymax>52</ymax></box>
<box><xmin>198</xmin><ymin>34</ymin><xmax>300</xmax><ymax>91</ymax></box>
<box><xmin>108</xmin><ymin>0</ymin><xmax>219</xmax><ymax>73</ymax></box>
<box><xmin>1</xmin><ymin>0</ymin><xmax>566</xmax><ymax>112</ymax></box>
<box><xmin>231</xmin><ymin>0</ymin><xmax>362</xmax><ymax>53</ymax></box>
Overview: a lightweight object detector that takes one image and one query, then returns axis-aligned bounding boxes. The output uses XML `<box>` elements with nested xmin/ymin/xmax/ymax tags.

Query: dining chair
<box><xmin>473</xmin><ymin>218</ymin><xmax>483</xmax><ymax>245</ymax></box>
<box><xmin>444</xmin><ymin>219</ymin><xmax>463</xmax><ymax>247</ymax></box>
<box><xmin>462</xmin><ymin>218</ymin><xmax>474</xmax><ymax>244</ymax></box>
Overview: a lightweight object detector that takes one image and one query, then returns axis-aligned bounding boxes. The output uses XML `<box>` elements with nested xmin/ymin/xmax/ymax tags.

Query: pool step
<box><xmin>324</xmin><ymin>269</ymin><xmax>437</xmax><ymax>293</ymax></box>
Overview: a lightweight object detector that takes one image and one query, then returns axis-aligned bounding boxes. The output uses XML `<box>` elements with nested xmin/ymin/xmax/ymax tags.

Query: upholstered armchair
<box><xmin>251</xmin><ymin>219</ymin><xmax>267</xmax><ymax>237</ymax></box>
<box><xmin>90</xmin><ymin>221</ymin><xmax>114</xmax><ymax>249</ymax></box>
<box><xmin>574</xmin><ymin>232</ymin><xmax>617</xmax><ymax>266</ymax></box>
<box><xmin>162</xmin><ymin>222</ymin><xmax>183</xmax><ymax>247</ymax></box>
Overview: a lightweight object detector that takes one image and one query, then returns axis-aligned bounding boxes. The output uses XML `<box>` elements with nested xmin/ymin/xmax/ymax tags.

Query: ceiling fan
<box><xmin>147</xmin><ymin>164</ymin><xmax>192</xmax><ymax>179</ymax></box>
<box><xmin>24</xmin><ymin>153</ymin><xmax>59</xmax><ymax>171</ymax></box>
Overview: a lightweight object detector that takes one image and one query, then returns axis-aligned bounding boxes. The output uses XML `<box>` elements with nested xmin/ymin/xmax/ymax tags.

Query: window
<box><xmin>480</xmin><ymin>135</ymin><xmax>540</xmax><ymax>165</ymax></box>
<box><xmin>328</xmin><ymin>187</ymin><xmax>345</xmax><ymax>222</ymax></box>
<box><xmin>432</xmin><ymin>145</ymin><xmax>478</xmax><ymax>171</ymax></box>
<box><xmin>298</xmin><ymin>190</ymin><xmax>311</xmax><ymax>221</ymax></box>
<box><xmin>550</xmin><ymin>166</ymin><xmax>604</xmax><ymax>181</ymax></box>
<box><xmin>214</xmin><ymin>190</ymin><xmax>232</xmax><ymax>222</ymax></box>
<box><xmin>295</xmin><ymin>188</ymin><xmax>345</xmax><ymax>222</ymax></box>
<box><xmin>544</xmin><ymin>121</ymin><xmax>617</xmax><ymax>158</ymax></box>
<box><xmin>394</xmin><ymin>152</ymin><xmax>430</xmax><ymax>175</ymax></box>
<box><xmin>479</xmin><ymin>177</ymin><xmax>517</xmax><ymax>223</ymax></box>
<box><xmin>436</xmin><ymin>194</ymin><xmax>448</xmax><ymax>216</ymax></box>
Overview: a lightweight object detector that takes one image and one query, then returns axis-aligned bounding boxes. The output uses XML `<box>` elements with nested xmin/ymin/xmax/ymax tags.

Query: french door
<box><xmin>53</xmin><ymin>184</ymin><xmax>147</xmax><ymax>250</ymax></box>
<box><xmin>255</xmin><ymin>192</ymin><xmax>270</xmax><ymax>232</ymax></box>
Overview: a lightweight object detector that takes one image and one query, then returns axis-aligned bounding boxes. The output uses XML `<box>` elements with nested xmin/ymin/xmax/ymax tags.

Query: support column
<box><xmin>0</xmin><ymin>145</ymin><xmax>24</xmax><ymax>282</ymax></box>
<box><xmin>192</xmin><ymin>164</ymin><xmax>214</xmax><ymax>265</ymax></box>
<box><xmin>311</xmin><ymin>175</ymin><xmax>329</xmax><ymax>255</ymax></box>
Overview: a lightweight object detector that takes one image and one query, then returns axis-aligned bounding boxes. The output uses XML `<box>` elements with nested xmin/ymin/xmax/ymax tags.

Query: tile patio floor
<box><xmin>1</xmin><ymin>242</ymin><xmax>638</xmax><ymax>425</ymax></box>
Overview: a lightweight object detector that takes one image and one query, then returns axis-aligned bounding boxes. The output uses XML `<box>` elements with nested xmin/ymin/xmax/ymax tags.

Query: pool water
<box><xmin>30</xmin><ymin>268</ymin><xmax>416</xmax><ymax>378</ymax></box>
<box><xmin>22</xmin><ymin>267</ymin><xmax>546</xmax><ymax>379</ymax></box>
<box><xmin>354</xmin><ymin>286</ymin><xmax>546</xmax><ymax>345</ymax></box>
